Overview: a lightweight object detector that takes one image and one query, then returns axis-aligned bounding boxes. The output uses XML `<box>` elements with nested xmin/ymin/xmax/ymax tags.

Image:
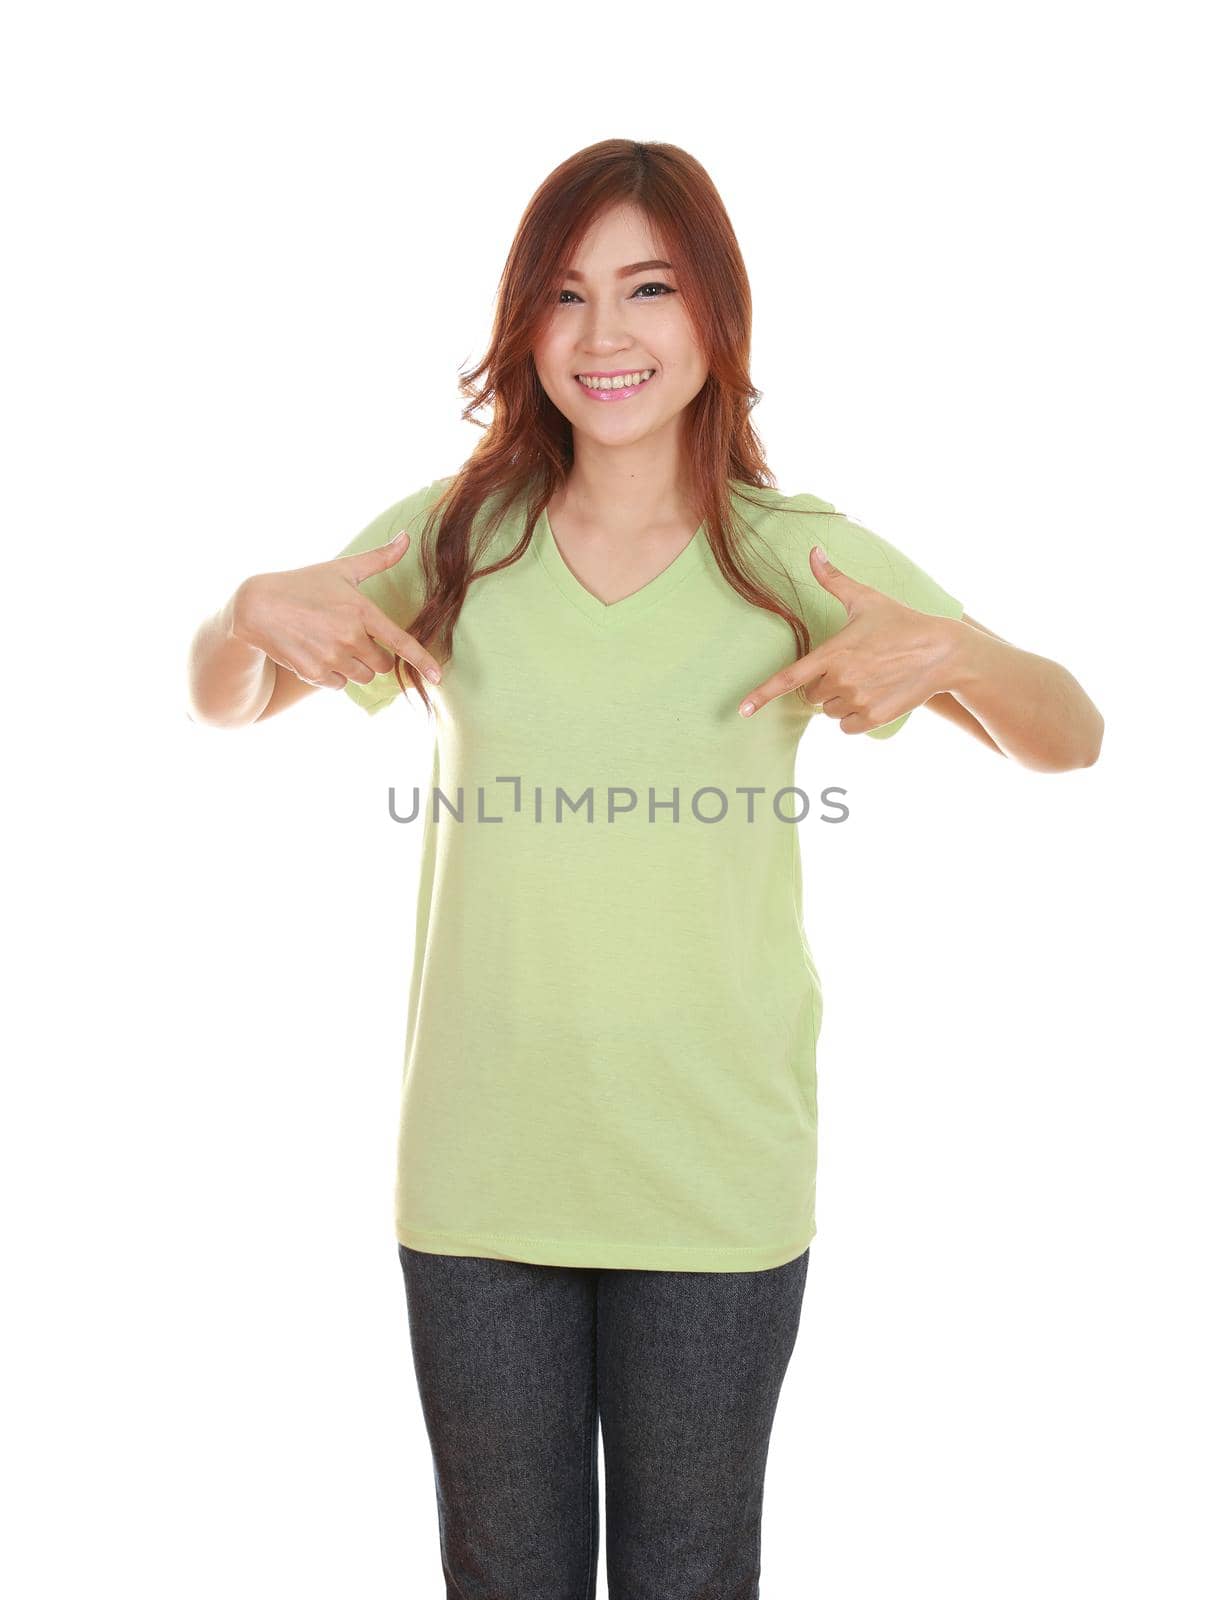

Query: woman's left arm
<box><xmin>738</xmin><ymin>546</ymin><xmax>1105</xmax><ymax>773</ymax></box>
<box><xmin>927</xmin><ymin>614</ymin><xmax>1104</xmax><ymax>773</ymax></box>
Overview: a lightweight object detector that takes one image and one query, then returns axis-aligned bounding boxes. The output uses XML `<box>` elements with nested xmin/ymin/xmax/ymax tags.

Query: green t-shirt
<box><xmin>334</xmin><ymin>477</ymin><xmax>963</xmax><ymax>1271</ymax></box>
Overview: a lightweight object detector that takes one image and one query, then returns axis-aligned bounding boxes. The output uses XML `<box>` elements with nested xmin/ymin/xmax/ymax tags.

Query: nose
<box><xmin>577</xmin><ymin>298</ymin><xmax>635</xmax><ymax>353</ymax></box>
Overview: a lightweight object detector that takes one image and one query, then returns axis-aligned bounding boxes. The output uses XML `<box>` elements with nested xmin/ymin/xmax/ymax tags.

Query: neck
<box><xmin>561</xmin><ymin>433</ymin><xmax>696</xmax><ymax>533</ymax></box>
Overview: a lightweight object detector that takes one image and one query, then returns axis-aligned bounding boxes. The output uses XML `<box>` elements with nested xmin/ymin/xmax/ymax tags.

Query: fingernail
<box><xmin>426</xmin><ymin>667</ymin><xmax>441</xmax><ymax>683</ymax></box>
<box><xmin>739</xmin><ymin>700</ymin><xmax>756</xmax><ymax>717</ymax></box>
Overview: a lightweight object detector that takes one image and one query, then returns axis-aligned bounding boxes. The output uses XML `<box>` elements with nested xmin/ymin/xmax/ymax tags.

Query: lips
<box><xmin>573</xmin><ymin>370</ymin><xmax>658</xmax><ymax>403</ymax></box>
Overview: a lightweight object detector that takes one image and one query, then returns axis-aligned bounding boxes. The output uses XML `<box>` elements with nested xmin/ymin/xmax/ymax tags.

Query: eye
<box><xmin>557</xmin><ymin>282</ymin><xmax>676</xmax><ymax>304</ymax></box>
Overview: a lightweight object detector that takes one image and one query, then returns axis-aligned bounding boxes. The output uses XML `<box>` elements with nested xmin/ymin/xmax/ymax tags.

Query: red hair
<box><xmin>397</xmin><ymin>138</ymin><xmax>816</xmax><ymax>712</ymax></box>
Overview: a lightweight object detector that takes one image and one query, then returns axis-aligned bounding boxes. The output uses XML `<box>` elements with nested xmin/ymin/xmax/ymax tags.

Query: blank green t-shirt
<box><xmin>334</xmin><ymin>477</ymin><xmax>963</xmax><ymax>1271</ymax></box>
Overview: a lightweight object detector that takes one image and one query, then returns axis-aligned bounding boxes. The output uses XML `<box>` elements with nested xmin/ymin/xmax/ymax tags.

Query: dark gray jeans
<box><xmin>397</xmin><ymin>1243</ymin><xmax>810</xmax><ymax>1600</ymax></box>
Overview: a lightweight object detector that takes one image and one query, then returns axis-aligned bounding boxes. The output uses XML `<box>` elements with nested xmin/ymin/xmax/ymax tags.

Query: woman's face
<box><xmin>533</xmin><ymin>202</ymin><xmax>709</xmax><ymax>447</ymax></box>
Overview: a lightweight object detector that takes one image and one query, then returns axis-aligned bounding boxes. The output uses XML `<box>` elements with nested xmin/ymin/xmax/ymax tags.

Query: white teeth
<box><xmin>576</xmin><ymin>368</ymin><xmax>656</xmax><ymax>390</ymax></box>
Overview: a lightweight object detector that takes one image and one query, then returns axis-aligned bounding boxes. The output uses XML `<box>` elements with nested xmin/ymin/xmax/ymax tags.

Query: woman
<box><xmin>188</xmin><ymin>140</ymin><xmax>1103</xmax><ymax>1600</ymax></box>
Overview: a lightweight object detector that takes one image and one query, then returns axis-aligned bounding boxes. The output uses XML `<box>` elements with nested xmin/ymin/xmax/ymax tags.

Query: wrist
<box><xmin>933</xmin><ymin>614</ymin><xmax>990</xmax><ymax>697</ymax></box>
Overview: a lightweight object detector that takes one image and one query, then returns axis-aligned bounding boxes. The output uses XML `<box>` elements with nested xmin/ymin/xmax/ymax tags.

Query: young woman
<box><xmin>188</xmin><ymin>140</ymin><xmax>1103</xmax><ymax>1600</ymax></box>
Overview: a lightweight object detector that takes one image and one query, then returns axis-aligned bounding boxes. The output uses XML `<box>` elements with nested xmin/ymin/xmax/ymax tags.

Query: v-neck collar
<box><xmin>532</xmin><ymin>504</ymin><xmax>708</xmax><ymax>628</ymax></box>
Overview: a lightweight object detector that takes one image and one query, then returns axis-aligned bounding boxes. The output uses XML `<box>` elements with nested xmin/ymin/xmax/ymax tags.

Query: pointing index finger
<box><xmin>738</xmin><ymin>651</ymin><xmax>825</xmax><ymax>718</ymax></box>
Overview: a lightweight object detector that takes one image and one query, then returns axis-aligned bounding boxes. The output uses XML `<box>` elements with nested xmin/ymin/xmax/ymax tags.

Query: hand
<box><xmin>229</xmin><ymin>529</ymin><xmax>443</xmax><ymax>690</ymax></box>
<box><xmin>738</xmin><ymin>545</ymin><xmax>959</xmax><ymax>732</ymax></box>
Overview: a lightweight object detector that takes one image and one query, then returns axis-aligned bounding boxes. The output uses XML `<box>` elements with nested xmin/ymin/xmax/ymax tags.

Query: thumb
<box><xmin>809</xmin><ymin>544</ymin><xmax>867</xmax><ymax>610</ymax></box>
<box><xmin>344</xmin><ymin>527</ymin><xmax>410</xmax><ymax>583</ymax></box>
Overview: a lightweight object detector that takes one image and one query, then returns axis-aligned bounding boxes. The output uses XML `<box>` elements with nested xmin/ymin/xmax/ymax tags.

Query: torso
<box><xmin>340</xmin><ymin>475</ymin><xmax>963</xmax><ymax>1273</ymax></box>
<box><xmin>388</xmin><ymin>480</ymin><xmax>824</xmax><ymax>1271</ymax></box>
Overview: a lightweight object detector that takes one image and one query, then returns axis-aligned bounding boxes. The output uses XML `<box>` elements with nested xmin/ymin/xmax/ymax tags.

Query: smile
<box><xmin>574</xmin><ymin>369</ymin><xmax>657</xmax><ymax>402</ymax></box>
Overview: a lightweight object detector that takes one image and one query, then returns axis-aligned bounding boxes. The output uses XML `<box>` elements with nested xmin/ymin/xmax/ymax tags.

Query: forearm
<box><xmin>187</xmin><ymin>584</ymin><xmax>276</xmax><ymax>729</ymax></box>
<box><xmin>938</xmin><ymin>619</ymin><xmax>1103</xmax><ymax>773</ymax></box>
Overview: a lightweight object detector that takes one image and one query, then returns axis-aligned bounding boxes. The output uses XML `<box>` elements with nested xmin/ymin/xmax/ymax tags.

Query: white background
<box><xmin>4</xmin><ymin>1</ymin><xmax>1225</xmax><ymax>1596</ymax></box>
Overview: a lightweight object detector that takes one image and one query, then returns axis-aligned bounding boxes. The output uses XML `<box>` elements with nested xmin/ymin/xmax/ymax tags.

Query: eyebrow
<box><xmin>561</xmin><ymin>259</ymin><xmax>674</xmax><ymax>282</ymax></box>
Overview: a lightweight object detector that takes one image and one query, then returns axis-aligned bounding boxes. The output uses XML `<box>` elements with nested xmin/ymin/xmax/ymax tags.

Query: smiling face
<box><xmin>533</xmin><ymin>202</ymin><xmax>709</xmax><ymax>448</ymax></box>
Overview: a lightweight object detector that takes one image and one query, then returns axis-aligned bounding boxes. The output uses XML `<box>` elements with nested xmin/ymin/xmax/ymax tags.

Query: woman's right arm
<box><xmin>186</xmin><ymin>529</ymin><xmax>442</xmax><ymax>729</ymax></box>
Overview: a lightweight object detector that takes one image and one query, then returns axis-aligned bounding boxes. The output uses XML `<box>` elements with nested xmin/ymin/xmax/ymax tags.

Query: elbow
<box><xmin>185</xmin><ymin>692</ymin><xmax>260</xmax><ymax>730</ymax></box>
<box><xmin>1079</xmin><ymin>710</ymin><xmax>1105</xmax><ymax>768</ymax></box>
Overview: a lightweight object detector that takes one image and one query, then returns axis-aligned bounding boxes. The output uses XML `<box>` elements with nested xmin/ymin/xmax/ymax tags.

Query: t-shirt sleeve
<box><xmin>330</xmin><ymin>476</ymin><xmax>450</xmax><ymax>715</ymax></box>
<box><xmin>775</xmin><ymin>493</ymin><xmax>965</xmax><ymax>740</ymax></box>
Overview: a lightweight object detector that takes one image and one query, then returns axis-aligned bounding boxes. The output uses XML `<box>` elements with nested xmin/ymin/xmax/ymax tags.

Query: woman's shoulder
<box><xmin>734</xmin><ymin>484</ymin><xmax>920</xmax><ymax>572</ymax></box>
<box><xmin>731</xmin><ymin>481</ymin><xmax>840</xmax><ymax>529</ymax></box>
<box><xmin>735</xmin><ymin>482</ymin><xmax>965</xmax><ymax>621</ymax></box>
<box><xmin>730</xmin><ymin>483</ymin><xmax>844</xmax><ymax>571</ymax></box>
<box><xmin>370</xmin><ymin>473</ymin><xmax>457</xmax><ymax>534</ymax></box>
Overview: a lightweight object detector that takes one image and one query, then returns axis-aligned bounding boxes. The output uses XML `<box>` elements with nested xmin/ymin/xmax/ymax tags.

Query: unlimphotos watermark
<box><xmin>386</xmin><ymin>778</ymin><xmax>850</xmax><ymax>825</ymax></box>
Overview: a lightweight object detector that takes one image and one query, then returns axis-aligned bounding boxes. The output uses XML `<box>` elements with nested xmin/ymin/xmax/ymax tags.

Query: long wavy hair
<box><xmin>396</xmin><ymin>138</ymin><xmax>816</xmax><ymax>713</ymax></box>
